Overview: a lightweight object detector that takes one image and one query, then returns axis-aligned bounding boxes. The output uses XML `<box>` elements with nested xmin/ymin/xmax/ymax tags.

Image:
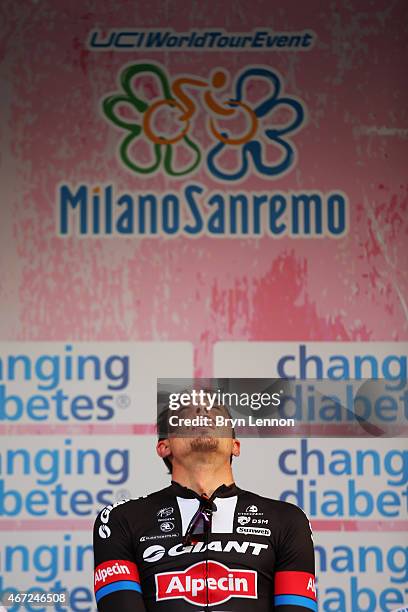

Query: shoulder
<box><xmin>94</xmin><ymin>498</ymin><xmax>137</xmax><ymax>539</ymax></box>
<box><xmin>94</xmin><ymin>486</ymin><xmax>174</xmax><ymax>531</ymax></box>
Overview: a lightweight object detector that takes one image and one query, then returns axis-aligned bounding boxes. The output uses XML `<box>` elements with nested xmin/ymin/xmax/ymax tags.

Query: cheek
<box><xmin>169</xmin><ymin>438</ymin><xmax>190</xmax><ymax>455</ymax></box>
<box><xmin>219</xmin><ymin>438</ymin><xmax>234</xmax><ymax>454</ymax></box>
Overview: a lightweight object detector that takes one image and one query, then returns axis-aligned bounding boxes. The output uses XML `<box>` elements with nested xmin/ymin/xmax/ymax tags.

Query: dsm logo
<box><xmin>102</xmin><ymin>62</ymin><xmax>306</xmax><ymax>182</ymax></box>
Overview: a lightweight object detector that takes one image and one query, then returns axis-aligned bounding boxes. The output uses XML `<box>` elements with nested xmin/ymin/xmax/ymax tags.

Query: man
<box><xmin>93</xmin><ymin>399</ymin><xmax>316</xmax><ymax>611</ymax></box>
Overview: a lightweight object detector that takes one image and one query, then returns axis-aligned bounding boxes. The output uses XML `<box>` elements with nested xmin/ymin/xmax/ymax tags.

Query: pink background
<box><xmin>1</xmin><ymin>0</ymin><xmax>407</xmax><ymax>372</ymax></box>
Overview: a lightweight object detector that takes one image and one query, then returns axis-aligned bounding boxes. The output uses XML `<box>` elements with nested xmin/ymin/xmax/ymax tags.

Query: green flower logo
<box><xmin>103</xmin><ymin>63</ymin><xmax>201</xmax><ymax>177</ymax></box>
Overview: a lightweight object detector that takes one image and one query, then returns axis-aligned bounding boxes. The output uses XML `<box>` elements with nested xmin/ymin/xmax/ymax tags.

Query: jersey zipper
<box><xmin>205</xmin><ymin>522</ymin><xmax>209</xmax><ymax>611</ymax></box>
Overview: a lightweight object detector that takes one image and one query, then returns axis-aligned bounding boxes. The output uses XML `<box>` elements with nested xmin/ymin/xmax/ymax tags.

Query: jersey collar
<box><xmin>170</xmin><ymin>480</ymin><xmax>239</xmax><ymax>501</ymax></box>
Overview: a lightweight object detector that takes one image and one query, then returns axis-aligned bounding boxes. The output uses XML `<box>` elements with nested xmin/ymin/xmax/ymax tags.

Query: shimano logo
<box><xmin>143</xmin><ymin>540</ymin><xmax>268</xmax><ymax>562</ymax></box>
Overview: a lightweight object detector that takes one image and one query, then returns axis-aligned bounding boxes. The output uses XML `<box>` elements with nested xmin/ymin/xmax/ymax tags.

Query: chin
<box><xmin>190</xmin><ymin>437</ymin><xmax>219</xmax><ymax>452</ymax></box>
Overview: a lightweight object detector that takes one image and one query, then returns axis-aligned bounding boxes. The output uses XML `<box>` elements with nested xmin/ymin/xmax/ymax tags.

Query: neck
<box><xmin>172</xmin><ymin>461</ymin><xmax>234</xmax><ymax>498</ymax></box>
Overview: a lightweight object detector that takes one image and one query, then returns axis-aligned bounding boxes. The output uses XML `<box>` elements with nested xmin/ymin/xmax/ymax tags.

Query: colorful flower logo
<box><xmin>207</xmin><ymin>67</ymin><xmax>305</xmax><ymax>181</ymax></box>
<box><xmin>102</xmin><ymin>63</ymin><xmax>201</xmax><ymax>177</ymax></box>
<box><xmin>102</xmin><ymin>63</ymin><xmax>306</xmax><ymax>181</ymax></box>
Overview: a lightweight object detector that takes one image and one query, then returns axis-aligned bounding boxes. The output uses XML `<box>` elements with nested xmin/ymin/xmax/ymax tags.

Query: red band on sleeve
<box><xmin>94</xmin><ymin>559</ymin><xmax>140</xmax><ymax>592</ymax></box>
<box><xmin>275</xmin><ymin>571</ymin><xmax>317</xmax><ymax>601</ymax></box>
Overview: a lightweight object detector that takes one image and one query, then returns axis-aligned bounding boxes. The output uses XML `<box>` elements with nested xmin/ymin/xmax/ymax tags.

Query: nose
<box><xmin>195</xmin><ymin>402</ymin><xmax>209</xmax><ymax>416</ymax></box>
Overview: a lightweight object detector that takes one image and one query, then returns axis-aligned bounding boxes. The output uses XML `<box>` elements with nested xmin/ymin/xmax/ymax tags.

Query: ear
<box><xmin>156</xmin><ymin>439</ymin><xmax>171</xmax><ymax>460</ymax></box>
<box><xmin>231</xmin><ymin>438</ymin><xmax>241</xmax><ymax>457</ymax></box>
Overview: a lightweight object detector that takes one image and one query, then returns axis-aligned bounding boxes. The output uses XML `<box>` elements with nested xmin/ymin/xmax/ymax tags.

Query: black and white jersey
<box><xmin>93</xmin><ymin>481</ymin><xmax>316</xmax><ymax>611</ymax></box>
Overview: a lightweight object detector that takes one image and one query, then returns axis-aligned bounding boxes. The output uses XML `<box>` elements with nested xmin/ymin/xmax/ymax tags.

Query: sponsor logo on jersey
<box><xmin>98</xmin><ymin>498</ymin><xmax>130</xmax><ymax>539</ymax></box>
<box><xmin>237</xmin><ymin>516</ymin><xmax>268</xmax><ymax>526</ymax></box>
<box><xmin>94</xmin><ymin>559</ymin><xmax>139</xmax><ymax>588</ymax></box>
<box><xmin>237</xmin><ymin>527</ymin><xmax>271</xmax><ymax>536</ymax></box>
<box><xmin>274</xmin><ymin>570</ymin><xmax>317</xmax><ymax>602</ymax></box>
<box><xmin>143</xmin><ymin>545</ymin><xmax>167</xmax><ymax>563</ymax></box>
<box><xmin>140</xmin><ymin>533</ymin><xmax>179</xmax><ymax>542</ymax></box>
<box><xmin>94</xmin><ymin>559</ymin><xmax>142</xmax><ymax>602</ymax></box>
<box><xmin>236</xmin><ymin>526</ymin><xmax>271</xmax><ymax>536</ymax></box>
<box><xmin>143</xmin><ymin>540</ymin><xmax>268</xmax><ymax>562</ymax></box>
<box><xmin>98</xmin><ymin>524</ymin><xmax>111</xmax><ymax>538</ymax></box>
<box><xmin>157</xmin><ymin>506</ymin><xmax>174</xmax><ymax>518</ymax></box>
<box><xmin>238</xmin><ymin>504</ymin><xmax>264</xmax><ymax>517</ymax></box>
<box><xmin>155</xmin><ymin>560</ymin><xmax>257</xmax><ymax>606</ymax></box>
<box><xmin>307</xmin><ymin>576</ymin><xmax>316</xmax><ymax>596</ymax></box>
<box><xmin>160</xmin><ymin>521</ymin><xmax>175</xmax><ymax>532</ymax></box>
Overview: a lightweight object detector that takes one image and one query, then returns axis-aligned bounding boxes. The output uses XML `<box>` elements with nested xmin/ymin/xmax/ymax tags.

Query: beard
<box><xmin>190</xmin><ymin>437</ymin><xmax>219</xmax><ymax>453</ymax></box>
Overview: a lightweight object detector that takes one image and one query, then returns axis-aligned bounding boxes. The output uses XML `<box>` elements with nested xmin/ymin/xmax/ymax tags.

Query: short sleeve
<box><xmin>93</xmin><ymin>503</ymin><xmax>147</xmax><ymax>611</ymax></box>
<box><xmin>274</xmin><ymin>505</ymin><xmax>317</xmax><ymax>611</ymax></box>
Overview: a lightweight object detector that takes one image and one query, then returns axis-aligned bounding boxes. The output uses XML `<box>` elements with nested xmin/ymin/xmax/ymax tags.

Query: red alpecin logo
<box><xmin>155</xmin><ymin>560</ymin><xmax>257</xmax><ymax>606</ymax></box>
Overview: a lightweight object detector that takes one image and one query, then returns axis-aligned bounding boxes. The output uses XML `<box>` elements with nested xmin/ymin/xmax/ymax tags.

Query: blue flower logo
<box><xmin>207</xmin><ymin>67</ymin><xmax>305</xmax><ymax>181</ymax></box>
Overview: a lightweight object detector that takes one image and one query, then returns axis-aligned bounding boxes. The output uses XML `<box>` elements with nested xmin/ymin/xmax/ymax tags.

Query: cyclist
<box><xmin>93</xmin><ymin>399</ymin><xmax>316</xmax><ymax>610</ymax></box>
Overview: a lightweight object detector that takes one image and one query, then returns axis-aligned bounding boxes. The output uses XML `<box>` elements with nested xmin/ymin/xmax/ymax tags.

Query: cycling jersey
<box><xmin>93</xmin><ymin>481</ymin><xmax>316</xmax><ymax>611</ymax></box>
